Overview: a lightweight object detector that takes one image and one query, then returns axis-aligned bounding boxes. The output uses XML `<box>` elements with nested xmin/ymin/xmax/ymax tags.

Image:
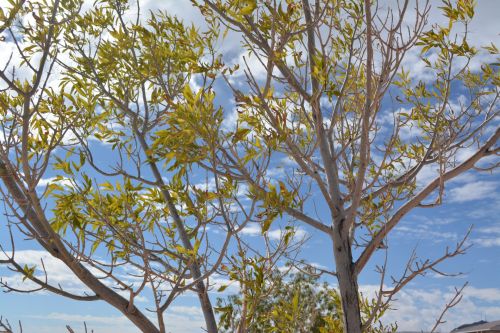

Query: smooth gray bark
<box><xmin>332</xmin><ymin>220</ymin><xmax>362</xmax><ymax>333</ymax></box>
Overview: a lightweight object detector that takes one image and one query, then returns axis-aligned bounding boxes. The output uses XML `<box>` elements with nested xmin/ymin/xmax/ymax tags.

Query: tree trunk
<box><xmin>332</xmin><ymin>222</ymin><xmax>362</xmax><ymax>333</ymax></box>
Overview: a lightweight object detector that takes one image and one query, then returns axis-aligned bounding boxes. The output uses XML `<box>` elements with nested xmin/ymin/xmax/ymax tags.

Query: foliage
<box><xmin>216</xmin><ymin>265</ymin><xmax>397</xmax><ymax>333</ymax></box>
<box><xmin>0</xmin><ymin>0</ymin><xmax>498</xmax><ymax>333</ymax></box>
<box><xmin>217</xmin><ymin>268</ymin><xmax>344</xmax><ymax>333</ymax></box>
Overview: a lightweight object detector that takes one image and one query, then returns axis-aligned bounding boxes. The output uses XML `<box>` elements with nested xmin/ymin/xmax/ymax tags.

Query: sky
<box><xmin>0</xmin><ymin>0</ymin><xmax>499</xmax><ymax>332</ymax></box>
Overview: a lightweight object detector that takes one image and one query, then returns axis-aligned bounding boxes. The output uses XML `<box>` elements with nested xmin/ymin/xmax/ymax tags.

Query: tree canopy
<box><xmin>0</xmin><ymin>0</ymin><xmax>498</xmax><ymax>332</ymax></box>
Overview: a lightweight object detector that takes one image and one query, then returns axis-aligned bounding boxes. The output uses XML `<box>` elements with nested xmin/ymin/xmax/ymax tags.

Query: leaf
<box><xmin>90</xmin><ymin>240</ymin><xmax>101</xmax><ymax>255</ymax></box>
<box><xmin>183</xmin><ymin>84</ymin><xmax>194</xmax><ymax>103</ymax></box>
<box><xmin>217</xmin><ymin>284</ymin><xmax>229</xmax><ymax>292</ymax></box>
<box><xmin>239</xmin><ymin>0</ymin><xmax>257</xmax><ymax>15</ymax></box>
<box><xmin>292</xmin><ymin>289</ymin><xmax>299</xmax><ymax>313</ymax></box>
<box><xmin>232</xmin><ymin>127</ymin><xmax>251</xmax><ymax>144</ymax></box>
<box><xmin>175</xmin><ymin>244</ymin><xmax>188</xmax><ymax>255</ymax></box>
<box><xmin>193</xmin><ymin>238</ymin><xmax>201</xmax><ymax>255</ymax></box>
<box><xmin>261</xmin><ymin>215</ymin><xmax>273</xmax><ymax>233</ymax></box>
<box><xmin>100</xmin><ymin>181</ymin><xmax>114</xmax><ymax>191</ymax></box>
<box><xmin>22</xmin><ymin>264</ymin><xmax>36</xmax><ymax>282</ymax></box>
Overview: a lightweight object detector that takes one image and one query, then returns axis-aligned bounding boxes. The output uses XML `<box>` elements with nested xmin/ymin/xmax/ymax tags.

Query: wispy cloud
<box><xmin>448</xmin><ymin>181</ymin><xmax>498</xmax><ymax>203</ymax></box>
<box><xmin>0</xmin><ymin>250</ymin><xmax>91</xmax><ymax>295</ymax></box>
<box><xmin>358</xmin><ymin>284</ymin><xmax>500</xmax><ymax>332</ymax></box>
<box><xmin>28</xmin><ymin>307</ymin><xmax>206</xmax><ymax>333</ymax></box>
<box><xmin>394</xmin><ymin>224</ymin><xmax>460</xmax><ymax>243</ymax></box>
<box><xmin>475</xmin><ymin>224</ymin><xmax>500</xmax><ymax>247</ymax></box>
<box><xmin>0</xmin><ymin>250</ymin><xmax>148</xmax><ymax>300</ymax></box>
<box><xmin>268</xmin><ymin>227</ymin><xmax>308</xmax><ymax>241</ymax></box>
<box><xmin>37</xmin><ymin>176</ymin><xmax>75</xmax><ymax>189</ymax></box>
<box><xmin>241</xmin><ymin>223</ymin><xmax>309</xmax><ymax>241</ymax></box>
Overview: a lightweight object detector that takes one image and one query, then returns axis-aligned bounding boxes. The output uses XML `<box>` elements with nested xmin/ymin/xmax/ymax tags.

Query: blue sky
<box><xmin>0</xmin><ymin>0</ymin><xmax>499</xmax><ymax>332</ymax></box>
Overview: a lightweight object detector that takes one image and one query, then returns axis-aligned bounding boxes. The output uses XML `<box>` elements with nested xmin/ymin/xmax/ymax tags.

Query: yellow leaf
<box><xmin>232</xmin><ymin>127</ymin><xmax>251</xmax><ymax>143</ymax></box>
<box><xmin>101</xmin><ymin>181</ymin><xmax>114</xmax><ymax>191</ymax></box>
<box><xmin>240</xmin><ymin>0</ymin><xmax>257</xmax><ymax>15</ymax></box>
<box><xmin>183</xmin><ymin>84</ymin><xmax>194</xmax><ymax>103</ymax></box>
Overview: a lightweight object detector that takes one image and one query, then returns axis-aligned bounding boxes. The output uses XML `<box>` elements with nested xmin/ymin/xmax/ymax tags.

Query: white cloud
<box><xmin>268</xmin><ymin>227</ymin><xmax>308</xmax><ymax>241</ymax></box>
<box><xmin>240</xmin><ymin>223</ymin><xmax>309</xmax><ymax>241</ymax></box>
<box><xmin>37</xmin><ymin>176</ymin><xmax>75</xmax><ymax>188</ymax></box>
<box><xmin>210</xmin><ymin>274</ymin><xmax>240</xmax><ymax>294</ymax></box>
<box><xmin>466</xmin><ymin>286</ymin><xmax>500</xmax><ymax>303</ymax></box>
<box><xmin>280</xmin><ymin>156</ymin><xmax>299</xmax><ymax>167</ymax></box>
<box><xmin>466</xmin><ymin>0</ymin><xmax>500</xmax><ymax>47</ymax></box>
<box><xmin>28</xmin><ymin>308</ymin><xmax>206</xmax><ymax>333</ymax></box>
<box><xmin>448</xmin><ymin>181</ymin><xmax>498</xmax><ymax>203</ymax></box>
<box><xmin>474</xmin><ymin>237</ymin><xmax>500</xmax><ymax>248</ymax></box>
<box><xmin>169</xmin><ymin>305</ymin><xmax>204</xmax><ymax>317</ymax></box>
<box><xmin>394</xmin><ymin>224</ymin><xmax>459</xmax><ymax>243</ymax></box>
<box><xmin>227</xmin><ymin>51</ymin><xmax>269</xmax><ymax>82</ymax></box>
<box><xmin>416</xmin><ymin>164</ymin><xmax>439</xmax><ymax>187</ymax></box>
<box><xmin>0</xmin><ymin>250</ymin><xmax>91</xmax><ymax>295</ymax></box>
<box><xmin>449</xmin><ymin>172</ymin><xmax>478</xmax><ymax>185</ymax></box>
<box><xmin>141</xmin><ymin>0</ymin><xmax>204</xmax><ymax>26</ymax></box>
<box><xmin>240</xmin><ymin>223</ymin><xmax>261</xmax><ymax>236</ymax></box>
<box><xmin>358</xmin><ymin>284</ymin><xmax>500</xmax><ymax>332</ymax></box>
<box><xmin>221</xmin><ymin>105</ymin><xmax>238</xmax><ymax>131</ymax></box>
<box><xmin>33</xmin><ymin>312</ymin><xmax>130</xmax><ymax>325</ymax></box>
<box><xmin>478</xmin><ymin>225</ymin><xmax>500</xmax><ymax>235</ymax></box>
<box><xmin>0</xmin><ymin>250</ymin><xmax>148</xmax><ymax>300</ymax></box>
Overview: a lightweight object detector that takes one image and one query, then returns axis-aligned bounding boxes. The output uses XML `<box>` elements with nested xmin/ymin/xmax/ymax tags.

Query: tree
<box><xmin>192</xmin><ymin>0</ymin><xmax>499</xmax><ymax>331</ymax></box>
<box><xmin>217</xmin><ymin>266</ymin><xmax>346</xmax><ymax>333</ymax></box>
<box><xmin>216</xmin><ymin>264</ymin><xmax>397</xmax><ymax>333</ymax></box>
<box><xmin>0</xmin><ymin>1</ymin><xmax>239</xmax><ymax>332</ymax></box>
<box><xmin>0</xmin><ymin>0</ymin><xmax>498</xmax><ymax>333</ymax></box>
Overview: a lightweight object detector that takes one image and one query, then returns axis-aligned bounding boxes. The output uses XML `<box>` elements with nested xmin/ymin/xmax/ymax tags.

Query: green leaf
<box><xmin>100</xmin><ymin>181</ymin><xmax>114</xmax><ymax>191</ymax></box>
<box><xmin>183</xmin><ymin>84</ymin><xmax>194</xmax><ymax>103</ymax></box>
<box><xmin>90</xmin><ymin>240</ymin><xmax>101</xmax><ymax>255</ymax></box>
<box><xmin>232</xmin><ymin>127</ymin><xmax>251</xmax><ymax>144</ymax></box>
<box><xmin>217</xmin><ymin>284</ymin><xmax>229</xmax><ymax>292</ymax></box>
<box><xmin>239</xmin><ymin>0</ymin><xmax>257</xmax><ymax>15</ymax></box>
<box><xmin>261</xmin><ymin>216</ymin><xmax>273</xmax><ymax>233</ymax></box>
<box><xmin>22</xmin><ymin>264</ymin><xmax>36</xmax><ymax>282</ymax></box>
